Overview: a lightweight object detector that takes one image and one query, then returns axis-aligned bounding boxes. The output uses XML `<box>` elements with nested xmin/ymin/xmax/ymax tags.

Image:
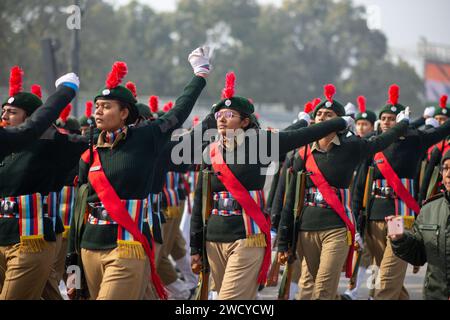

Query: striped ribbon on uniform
<box><xmin>373</xmin><ymin>178</ymin><xmax>415</xmax><ymax>217</ymax></box>
<box><xmin>58</xmin><ymin>186</ymin><xmax>76</xmax><ymax>228</ymax></box>
<box><xmin>305</xmin><ymin>186</ymin><xmax>355</xmax><ymax>225</ymax></box>
<box><xmin>187</xmin><ymin>171</ymin><xmax>199</xmax><ymax>194</ymax></box>
<box><xmin>211</xmin><ymin>190</ymin><xmax>266</xmax><ymax>238</ymax></box>
<box><xmin>44</xmin><ymin>192</ymin><xmax>59</xmax><ymax>230</ymax></box>
<box><xmin>117</xmin><ymin>199</ymin><xmax>146</xmax><ymax>242</ymax></box>
<box><xmin>16</xmin><ymin>193</ymin><xmax>45</xmax><ymax>238</ymax></box>
<box><xmin>162</xmin><ymin>172</ymin><xmax>180</xmax><ymax>208</ymax></box>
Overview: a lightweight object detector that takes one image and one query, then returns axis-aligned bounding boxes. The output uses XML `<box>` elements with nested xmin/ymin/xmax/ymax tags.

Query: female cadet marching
<box><xmin>190</xmin><ymin>73</ymin><xmax>350</xmax><ymax>300</ymax></box>
<box><xmin>0</xmin><ymin>67</ymin><xmax>80</xmax><ymax>299</ymax></box>
<box><xmin>277</xmin><ymin>84</ymin><xmax>410</xmax><ymax>300</ymax></box>
<box><xmin>67</xmin><ymin>46</ymin><xmax>211</xmax><ymax>300</ymax></box>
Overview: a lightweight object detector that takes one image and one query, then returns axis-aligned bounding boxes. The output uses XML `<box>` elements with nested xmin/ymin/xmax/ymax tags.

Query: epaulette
<box><xmin>422</xmin><ymin>192</ymin><xmax>444</xmax><ymax>206</ymax></box>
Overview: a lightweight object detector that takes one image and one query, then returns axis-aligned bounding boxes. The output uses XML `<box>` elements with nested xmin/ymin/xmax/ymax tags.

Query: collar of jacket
<box><xmin>218</xmin><ymin>130</ymin><xmax>246</xmax><ymax>151</ymax></box>
<box><xmin>311</xmin><ymin>134</ymin><xmax>340</xmax><ymax>153</ymax></box>
<box><xmin>97</xmin><ymin>126</ymin><xmax>128</xmax><ymax>149</ymax></box>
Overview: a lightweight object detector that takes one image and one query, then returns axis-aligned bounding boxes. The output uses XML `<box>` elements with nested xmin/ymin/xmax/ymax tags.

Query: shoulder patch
<box><xmin>422</xmin><ymin>192</ymin><xmax>444</xmax><ymax>206</ymax></box>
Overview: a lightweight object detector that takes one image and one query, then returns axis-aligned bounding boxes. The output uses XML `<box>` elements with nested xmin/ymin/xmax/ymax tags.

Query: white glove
<box><xmin>396</xmin><ymin>106</ymin><xmax>410</xmax><ymax>123</ymax></box>
<box><xmin>423</xmin><ymin>106</ymin><xmax>435</xmax><ymax>119</ymax></box>
<box><xmin>344</xmin><ymin>103</ymin><xmax>356</xmax><ymax>116</ymax></box>
<box><xmin>355</xmin><ymin>232</ymin><xmax>364</xmax><ymax>250</ymax></box>
<box><xmin>342</xmin><ymin>116</ymin><xmax>355</xmax><ymax>132</ymax></box>
<box><xmin>297</xmin><ymin>111</ymin><xmax>311</xmax><ymax>125</ymax></box>
<box><xmin>374</xmin><ymin>120</ymin><xmax>380</xmax><ymax>131</ymax></box>
<box><xmin>425</xmin><ymin>117</ymin><xmax>439</xmax><ymax>128</ymax></box>
<box><xmin>55</xmin><ymin>72</ymin><xmax>80</xmax><ymax>91</ymax></box>
<box><xmin>188</xmin><ymin>46</ymin><xmax>211</xmax><ymax>76</ymax></box>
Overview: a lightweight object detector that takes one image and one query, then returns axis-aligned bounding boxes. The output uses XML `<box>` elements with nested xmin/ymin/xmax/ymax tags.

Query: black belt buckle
<box><xmin>306</xmin><ymin>191</ymin><xmax>327</xmax><ymax>206</ymax></box>
<box><xmin>0</xmin><ymin>199</ymin><xmax>17</xmax><ymax>215</ymax></box>
<box><xmin>89</xmin><ymin>203</ymin><xmax>114</xmax><ymax>222</ymax></box>
<box><xmin>217</xmin><ymin>198</ymin><xmax>241</xmax><ymax>211</ymax></box>
<box><xmin>374</xmin><ymin>187</ymin><xmax>395</xmax><ymax>198</ymax></box>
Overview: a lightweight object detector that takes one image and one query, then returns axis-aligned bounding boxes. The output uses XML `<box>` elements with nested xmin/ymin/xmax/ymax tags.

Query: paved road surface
<box><xmin>258</xmin><ymin>263</ymin><xmax>426</xmax><ymax>300</ymax></box>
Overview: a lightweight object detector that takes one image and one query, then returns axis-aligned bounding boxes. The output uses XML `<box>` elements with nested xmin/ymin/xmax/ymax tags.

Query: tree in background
<box><xmin>0</xmin><ymin>0</ymin><xmax>425</xmax><ymax>114</ymax></box>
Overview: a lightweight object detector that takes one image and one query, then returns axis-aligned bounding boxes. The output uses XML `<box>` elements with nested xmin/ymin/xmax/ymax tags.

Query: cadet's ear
<box><xmin>241</xmin><ymin>117</ymin><xmax>250</xmax><ymax>129</ymax></box>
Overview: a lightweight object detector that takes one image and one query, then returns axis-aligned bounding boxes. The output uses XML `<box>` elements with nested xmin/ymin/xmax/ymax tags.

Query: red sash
<box><xmin>373</xmin><ymin>152</ymin><xmax>420</xmax><ymax>215</ymax></box>
<box><xmin>210</xmin><ymin>142</ymin><xmax>271</xmax><ymax>284</ymax></box>
<box><xmin>81</xmin><ymin>149</ymin><xmax>167</xmax><ymax>299</ymax></box>
<box><xmin>298</xmin><ymin>145</ymin><xmax>355</xmax><ymax>278</ymax></box>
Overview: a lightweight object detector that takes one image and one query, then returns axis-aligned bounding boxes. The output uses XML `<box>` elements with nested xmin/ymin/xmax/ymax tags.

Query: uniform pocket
<box><xmin>418</xmin><ymin>224</ymin><xmax>440</xmax><ymax>256</ymax></box>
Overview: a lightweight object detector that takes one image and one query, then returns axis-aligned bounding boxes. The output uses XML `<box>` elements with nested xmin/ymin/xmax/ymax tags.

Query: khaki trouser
<box><xmin>81</xmin><ymin>247</ymin><xmax>150</xmax><ymax>300</ymax></box>
<box><xmin>299</xmin><ymin>227</ymin><xmax>350</xmax><ymax>300</ymax></box>
<box><xmin>365</xmin><ymin>220</ymin><xmax>409</xmax><ymax>300</ymax></box>
<box><xmin>42</xmin><ymin>233</ymin><xmax>64</xmax><ymax>300</ymax></box>
<box><xmin>56</xmin><ymin>236</ymin><xmax>69</xmax><ymax>281</ymax></box>
<box><xmin>143</xmin><ymin>243</ymin><xmax>162</xmax><ymax>300</ymax></box>
<box><xmin>171</xmin><ymin>225</ymin><xmax>187</xmax><ymax>261</ymax></box>
<box><xmin>206</xmin><ymin>239</ymin><xmax>265</xmax><ymax>300</ymax></box>
<box><xmin>157</xmin><ymin>202</ymin><xmax>185</xmax><ymax>285</ymax></box>
<box><xmin>297</xmin><ymin>257</ymin><xmax>315</xmax><ymax>300</ymax></box>
<box><xmin>0</xmin><ymin>241</ymin><xmax>56</xmax><ymax>300</ymax></box>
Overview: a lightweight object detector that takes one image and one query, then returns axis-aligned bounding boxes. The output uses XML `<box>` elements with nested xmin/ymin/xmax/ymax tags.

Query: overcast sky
<box><xmin>106</xmin><ymin>0</ymin><xmax>450</xmax><ymax>74</ymax></box>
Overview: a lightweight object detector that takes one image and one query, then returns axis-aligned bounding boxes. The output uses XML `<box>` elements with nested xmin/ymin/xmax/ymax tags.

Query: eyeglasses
<box><xmin>214</xmin><ymin>111</ymin><xmax>241</xmax><ymax>120</ymax></box>
<box><xmin>441</xmin><ymin>166</ymin><xmax>450</xmax><ymax>172</ymax></box>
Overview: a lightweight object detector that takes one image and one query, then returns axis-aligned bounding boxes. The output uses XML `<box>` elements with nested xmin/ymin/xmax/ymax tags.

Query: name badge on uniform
<box><xmin>90</xmin><ymin>166</ymin><xmax>101</xmax><ymax>172</ymax></box>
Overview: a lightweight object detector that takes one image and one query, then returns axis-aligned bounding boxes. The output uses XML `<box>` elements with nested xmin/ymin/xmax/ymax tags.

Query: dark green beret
<box><xmin>441</xmin><ymin>149</ymin><xmax>450</xmax><ymax>166</ymax></box>
<box><xmin>313</xmin><ymin>100</ymin><xmax>345</xmax><ymax>118</ymax></box>
<box><xmin>2</xmin><ymin>92</ymin><xmax>43</xmax><ymax>116</ymax></box>
<box><xmin>355</xmin><ymin>110</ymin><xmax>377</xmax><ymax>124</ymax></box>
<box><xmin>378</xmin><ymin>103</ymin><xmax>405</xmax><ymax>119</ymax></box>
<box><xmin>212</xmin><ymin>96</ymin><xmax>254</xmax><ymax>116</ymax></box>
<box><xmin>434</xmin><ymin>107</ymin><xmax>450</xmax><ymax>117</ymax></box>
<box><xmin>56</xmin><ymin>117</ymin><xmax>81</xmax><ymax>132</ymax></box>
<box><xmin>136</xmin><ymin>102</ymin><xmax>152</xmax><ymax>119</ymax></box>
<box><xmin>94</xmin><ymin>85</ymin><xmax>138</xmax><ymax>124</ymax></box>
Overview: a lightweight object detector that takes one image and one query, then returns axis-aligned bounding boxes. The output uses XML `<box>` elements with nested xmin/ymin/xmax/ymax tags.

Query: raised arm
<box><xmin>358</xmin><ymin>120</ymin><xmax>408</xmax><ymax>158</ymax></box>
<box><xmin>275</xmin><ymin>117</ymin><xmax>346</xmax><ymax>155</ymax></box>
<box><xmin>154</xmin><ymin>75</ymin><xmax>207</xmax><ymax>137</ymax></box>
<box><xmin>420</xmin><ymin>119</ymin><xmax>450</xmax><ymax>150</ymax></box>
<box><xmin>1</xmin><ymin>75</ymin><xmax>78</xmax><ymax>157</ymax></box>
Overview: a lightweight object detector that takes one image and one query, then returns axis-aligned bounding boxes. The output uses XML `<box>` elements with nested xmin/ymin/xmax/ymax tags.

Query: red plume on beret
<box><xmin>388</xmin><ymin>84</ymin><xmax>399</xmax><ymax>105</ymax></box>
<box><xmin>149</xmin><ymin>96</ymin><xmax>159</xmax><ymax>113</ymax></box>
<box><xmin>324</xmin><ymin>84</ymin><xmax>336</xmax><ymax>102</ymax></box>
<box><xmin>60</xmin><ymin>104</ymin><xmax>72</xmax><ymax>122</ymax></box>
<box><xmin>125</xmin><ymin>81</ymin><xmax>137</xmax><ymax>98</ymax></box>
<box><xmin>31</xmin><ymin>84</ymin><xmax>42</xmax><ymax>99</ymax></box>
<box><xmin>440</xmin><ymin>95</ymin><xmax>448</xmax><ymax>109</ymax></box>
<box><xmin>9</xmin><ymin>66</ymin><xmax>23</xmax><ymax>97</ymax></box>
<box><xmin>105</xmin><ymin>61</ymin><xmax>128</xmax><ymax>89</ymax></box>
<box><xmin>192</xmin><ymin>115</ymin><xmax>200</xmax><ymax>126</ymax></box>
<box><xmin>304</xmin><ymin>102</ymin><xmax>314</xmax><ymax>113</ymax></box>
<box><xmin>221</xmin><ymin>72</ymin><xmax>236</xmax><ymax>99</ymax></box>
<box><xmin>312</xmin><ymin>98</ymin><xmax>321</xmax><ymax>108</ymax></box>
<box><xmin>163</xmin><ymin>101</ymin><xmax>173</xmax><ymax>112</ymax></box>
<box><xmin>85</xmin><ymin>101</ymin><xmax>93</xmax><ymax>118</ymax></box>
<box><xmin>357</xmin><ymin>96</ymin><xmax>366</xmax><ymax>113</ymax></box>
